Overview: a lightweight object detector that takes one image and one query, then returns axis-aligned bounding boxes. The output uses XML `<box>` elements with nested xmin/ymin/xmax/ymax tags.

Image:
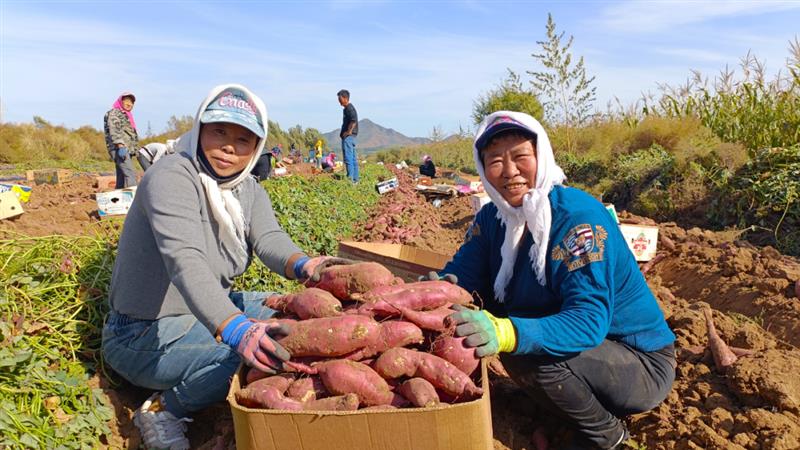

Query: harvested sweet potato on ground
<box><xmin>307</xmin><ymin>261</ymin><xmax>400</xmax><ymax>300</ymax></box>
<box><xmin>315</xmin><ymin>359</ymin><xmax>394</xmax><ymax>406</ymax></box>
<box><xmin>703</xmin><ymin>307</ymin><xmax>739</xmax><ymax>371</ymax></box>
<box><xmin>265</xmin><ymin>288</ymin><xmax>342</xmax><ymax>319</ymax></box>
<box><xmin>277</xmin><ymin>315</ymin><xmax>382</xmax><ymax>357</ymax></box>
<box><xmin>398</xmin><ymin>378</ymin><xmax>440</xmax><ymax>407</ymax></box>
<box><xmin>431</xmin><ymin>334</ymin><xmax>480</xmax><ymax>376</ymax></box>
<box><xmin>356</xmin><ymin>281</ymin><xmax>472</xmax><ymax>316</ymax></box>
<box><xmin>374</xmin><ymin>347</ymin><xmax>482</xmax><ymax>399</ymax></box>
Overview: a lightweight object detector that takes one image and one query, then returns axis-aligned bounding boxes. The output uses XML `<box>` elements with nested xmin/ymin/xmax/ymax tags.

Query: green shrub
<box><xmin>710</xmin><ymin>146</ymin><xmax>800</xmax><ymax>255</ymax></box>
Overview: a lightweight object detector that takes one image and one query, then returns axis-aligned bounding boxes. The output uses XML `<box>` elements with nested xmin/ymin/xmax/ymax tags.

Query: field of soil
<box><xmin>2</xmin><ymin>166</ymin><xmax>800</xmax><ymax>449</ymax></box>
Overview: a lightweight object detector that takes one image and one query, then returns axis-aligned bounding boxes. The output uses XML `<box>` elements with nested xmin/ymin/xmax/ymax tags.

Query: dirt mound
<box><xmin>0</xmin><ymin>174</ymin><xmax>111</xmax><ymax>237</ymax></box>
<box><xmin>353</xmin><ymin>166</ymin><xmax>472</xmax><ymax>255</ymax></box>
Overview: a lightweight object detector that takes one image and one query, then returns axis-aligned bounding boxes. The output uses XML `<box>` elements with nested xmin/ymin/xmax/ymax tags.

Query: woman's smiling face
<box><xmin>199</xmin><ymin>122</ymin><xmax>258</xmax><ymax>177</ymax></box>
<box><xmin>482</xmin><ymin>133</ymin><xmax>538</xmax><ymax>207</ymax></box>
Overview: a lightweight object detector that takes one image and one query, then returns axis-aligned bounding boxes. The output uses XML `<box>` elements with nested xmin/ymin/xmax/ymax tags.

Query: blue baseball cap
<box><xmin>200</xmin><ymin>88</ymin><xmax>265</xmax><ymax>138</ymax></box>
<box><xmin>475</xmin><ymin>115</ymin><xmax>537</xmax><ymax>151</ymax></box>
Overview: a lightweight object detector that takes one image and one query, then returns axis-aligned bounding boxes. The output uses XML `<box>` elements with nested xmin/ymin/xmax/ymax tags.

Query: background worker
<box><xmin>137</xmin><ymin>140</ymin><xmax>176</xmax><ymax>171</ymax></box>
<box><xmin>440</xmin><ymin>111</ymin><xmax>676</xmax><ymax>450</ymax></box>
<box><xmin>101</xmin><ymin>84</ymin><xmax>329</xmax><ymax>450</ymax></box>
<box><xmin>336</xmin><ymin>89</ymin><xmax>359</xmax><ymax>183</ymax></box>
<box><xmin>419</xmin><ymin>154</ymin><xmax>436</xmax><ymax>177</ymax></box>
<box><xmin>104</xmin><ymin>92</ymin><xmax>139</xmax><ymax>188</ymax></box>
<box><xmin>320</xmin><ymin>150</ymin><xmax>336</xmax><ymax>172</ymax></box>
<box><xmin>250</xmin><ymin>146</ymin><xmax>273</xmax><ymax>181</ymax></box>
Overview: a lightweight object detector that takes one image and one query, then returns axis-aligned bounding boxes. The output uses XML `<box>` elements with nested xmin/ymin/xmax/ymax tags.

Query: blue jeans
<box><xmin>101</xmin><ymin>292</ymin><xmax>276</xmax><ymax>417</ymax></box>
<box><xmin>342</xmin><ymin>135</ymin><xmax>359</xmax><ymax>182</ymax></box>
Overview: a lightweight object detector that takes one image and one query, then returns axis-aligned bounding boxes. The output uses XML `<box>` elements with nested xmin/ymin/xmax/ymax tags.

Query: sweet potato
<box><xmin>304</xmin><ymin>393</ymin><xmax>359</xmax><ymax>411</ymax></box>
<box><xmin>356</xmin><ymin>281</ymin><xmax>472</xmax><ymax>316</ymax></box>
<box><xmin>315</xmin><ymin>359</ymin><xmax>394</xmax><ymax>406</ymax></box>
<box><xmin>277</xmin><ymin>315</ymin><xmax>382</xmax><ymax>357</ymax></box>
<box><xmin>308</xmin><ymin>261</ymin><xmax>400</xmax><ymax>300</ymax></box>
<box><xmin>244</xmin><ymin>373</ymin><xmax>294</xmax><ymax>391</ymax></box>
<box><xmin>374</xmin><ymin>347</ymin><xmax>482</xmax><ymax>398</ymax></box>
<box><xmin>344</xmin><ymin>320</ymin><xmax>425</xmax><ymax>360</ymax></box>
<box><xmin>431</xmin><ymin>334</ymin><xmax>480</xmax><ymax>376</ymax></box>
<box><xmin>236</xmin><ymin>375</ymin><xmax>303</xmax><ymax>410</ymax></box>
<box><xmin>703</xmin><ymin>307</ymin><xmax>738</xmax><ymax>371</ymax></box>
<box><xmin>265</xmin><ymin>288</ymin><xmax>343</xmax><ymax>319</ymax></box>
<box><xmin>286</xmin><ymin>376</ymin><xmax>327</xmax><ymax>402</ymax></box>
<box><xmin>397</xmin><ymin>378</ymin><xmax>440</xmax><ymax>407</ymax></box>
<box><xmin>395</xmin><ymin>304</ymin><xmax>453</xmax><ymax>331</ymax></box>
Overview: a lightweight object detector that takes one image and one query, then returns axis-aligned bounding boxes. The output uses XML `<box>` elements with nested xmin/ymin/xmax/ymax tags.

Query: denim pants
<box><xmin>501</xmin><ymin>341</ymin><xmax>675</xmax><ymax>449</ymax></box>
<box><xmin>113</xmin><ymin>151</ymin><xmax>138</xmax><ymax>188</ymax></box>
<box><xmin>342</xmin><ymin>135</ymin><xmax>359</xmax><ymax>182</ymax></box>
<box><xmin>101</xmin><ymin>292</ymin><xmax>276</xmax><ymax>417</ymax></box>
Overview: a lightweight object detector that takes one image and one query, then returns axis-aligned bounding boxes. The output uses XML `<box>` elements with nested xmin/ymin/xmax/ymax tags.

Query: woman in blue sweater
<box><xmin>442</xmin><ymin>111</ymin><xmax>676</xmax><ymax>449</ymax></box>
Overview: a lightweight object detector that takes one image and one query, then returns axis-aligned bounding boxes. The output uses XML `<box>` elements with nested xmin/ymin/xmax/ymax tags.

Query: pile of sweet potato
<box><xmin>235</xmin><ymin>261</ymin><xmax>483</xmax><ymax>412</ymax></box>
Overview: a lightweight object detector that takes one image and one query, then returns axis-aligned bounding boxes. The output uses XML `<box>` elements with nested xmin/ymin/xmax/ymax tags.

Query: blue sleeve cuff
<box><xmin>293</xmin><ymin>255</ymin><xmax>311</xmax><ymax>279</ymax></box>
<box><xmin>509</xmin><ymin>316</ymin><xmax>544</xmax><ymax>355</ymax></box>
<box><xmin>220</xmin><ymin>314</ymin><xmax>251</xmax><ymax>348</ymax></box>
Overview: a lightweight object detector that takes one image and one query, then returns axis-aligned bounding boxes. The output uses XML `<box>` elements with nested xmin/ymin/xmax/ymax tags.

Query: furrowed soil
<box><xmin>3</xmin><ymin>166</ymin><xmax>800</xmax><ymax>449</ymax></box>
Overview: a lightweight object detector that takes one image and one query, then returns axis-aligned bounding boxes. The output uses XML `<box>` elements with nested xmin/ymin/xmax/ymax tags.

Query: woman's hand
<box><xmin>447</xmin><ymin>305</ymin><xmax>517</xmax><ymax>357</ymax></box>
<box><xmin>220</xmin><ymin>315</ymin><xmax>291</xmax><ymax>374</ymax></box>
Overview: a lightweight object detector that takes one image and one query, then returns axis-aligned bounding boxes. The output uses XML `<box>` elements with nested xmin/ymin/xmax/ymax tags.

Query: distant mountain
<box><xmin>322</xmin><ymin>119</ymin><xmax>430</xmax><ymax>153</ymax></box>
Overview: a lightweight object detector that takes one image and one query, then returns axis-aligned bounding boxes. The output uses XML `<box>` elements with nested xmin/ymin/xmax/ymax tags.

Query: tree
<box><xmin>472</xmin><ymin>69</ymin><xmax>544</xmax><ymax>125</ymax></box>
<box><xmin>528</xmin><ymin>13</ymin><xmax>596</xmax><ymax>128</ymax></box>
<box><xmin>429</xmin><ymin>125</ymin><xmax>445</xmax><ymax>143</ymax></box>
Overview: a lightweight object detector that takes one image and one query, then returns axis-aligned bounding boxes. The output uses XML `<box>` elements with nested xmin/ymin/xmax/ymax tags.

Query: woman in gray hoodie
<box><xmin>102</xmin><ymin>84</ymin><xmax>326</xmax><ymax>450</ymax></box>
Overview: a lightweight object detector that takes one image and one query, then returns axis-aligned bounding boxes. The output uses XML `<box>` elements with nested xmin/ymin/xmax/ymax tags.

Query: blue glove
<box><xmin>418</xmin><ymin>271</ymin><xmax>458</xmax><ymax>284</ymax></box>
<box><xmin>220</xmin><ymin>315</ymin><xmax>291</xmax><ymax>374</ymax></box>
<box><xmin>447</xmin><ymin>305</ymin><xmax>517</xmax><ymax>357</ymax></box>
<box><xmin>116</xmin><ymin>146</ymin><xmax>128</xmax><ymax>159</ymax></box>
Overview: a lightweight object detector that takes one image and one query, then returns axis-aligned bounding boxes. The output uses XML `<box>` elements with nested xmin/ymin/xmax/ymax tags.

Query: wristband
<box><xmin>220</xmin><ymin>314</ymin><xmax>250</xmax><ymax>348</ymax></box>
<box><xmin>293</xmin><ymin>256</ymin><xmax>311</xmax><ymax>279</ymax></box>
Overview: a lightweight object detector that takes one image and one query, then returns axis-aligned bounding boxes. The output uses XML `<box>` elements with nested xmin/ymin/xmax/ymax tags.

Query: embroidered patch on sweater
<box><xmin>551</xmin><ymin>224</ymin><xmax>608</xmax><ymax>271</ymax></box>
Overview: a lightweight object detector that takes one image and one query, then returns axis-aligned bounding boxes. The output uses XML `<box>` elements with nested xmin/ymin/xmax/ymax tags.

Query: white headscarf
<box><xmin>473</xmin><ymin>111</ymin><xmax>566</xmax><ymax>302</ymax></box>
<box><xmin>173</xmin><ymin>84</ymin><xmax>268</xmax><ymax>267</ymax></box>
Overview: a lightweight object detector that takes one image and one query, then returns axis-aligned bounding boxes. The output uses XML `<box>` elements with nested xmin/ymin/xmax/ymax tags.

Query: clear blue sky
<box><xmin>1</xmin><ymin>0</ymin><xmax>799</xmax><ymax>138</ymax></box>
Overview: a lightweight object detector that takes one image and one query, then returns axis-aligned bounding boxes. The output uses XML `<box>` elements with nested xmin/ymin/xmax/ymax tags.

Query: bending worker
<box><xmin>440</xmin><ymin>111</ymin><xmax>676</xmax><ymax>450</ymax></box>
<box><xmin>102</xmin><ymin>84</ymin><xmax>329</xmax><ymax>449</ymax></box>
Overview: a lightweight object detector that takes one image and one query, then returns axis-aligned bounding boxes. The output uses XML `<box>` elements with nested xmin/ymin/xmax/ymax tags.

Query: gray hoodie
<box><xmin>108</xmin><ymin>84</ymin><xmax>302</xmax><ymax>334</ymax></box>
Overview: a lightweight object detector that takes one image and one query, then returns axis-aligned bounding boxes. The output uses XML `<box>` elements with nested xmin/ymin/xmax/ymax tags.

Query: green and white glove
<box><xmin>447</xmin><ymin>305</ymin><xmax>517</xmax><ymax>357</ymax></box>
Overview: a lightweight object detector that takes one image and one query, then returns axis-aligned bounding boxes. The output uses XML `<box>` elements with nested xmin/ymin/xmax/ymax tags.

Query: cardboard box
<box><xmin>96</xmin><ymin>188</ymin><xmax>136</xmax><ymax>217</ymax></box>
<box><xmin>33</xmin><ymin>169</ymin><xmax>72</xmax><ymax>185</ymax></box>
<box><xmin>470</xmin><ymin>193</ymin><xmax>491</xmax><ymax>214</ymax></box>
<box><xmin>227</xmin><ymin>362</ymin><xmax>492</xmax><ymax>450</ymax></box>
<box><xmin>338</xmin><ymin>241</ymin><xmax>452</xmax><ymax>282</ymax></box>
<box><xmin>0</xmin><ymin>191</ymin><xmax>24</xmax><ymax>220</ymax></box>
<box><xmin>619</xmin><ymin>224</ymin><xmax>659</xmax><ymax>262</ymax></box>
<box><xmin>95</xmin><ymin>175</ymin><xmax>117</xmax><ymax>190</ymax></box>
<box><xmin>0</xmin><ymin>183</ymin><xmax>32</xmax><ymax>203</ymax></box>
<box><xmin>375</xmin><ymin>177</ymin><xmax>399</xmax><ymax>195</ymax></box>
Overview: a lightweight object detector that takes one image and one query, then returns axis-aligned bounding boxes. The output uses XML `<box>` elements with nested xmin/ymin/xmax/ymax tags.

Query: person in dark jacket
<box><xmin>250</xmin><ymin>147</ymin><xmax>272</xmax><ymax>181</ymax></box>
<box><xmin>419</xmin><ymin>154</ymin><xmax>436</xmax><ymax>177</ymax></box>
<box><xmin>435</xmin><ymin>111</ymin><xmax>676</xmax><ymax>450</ymax></box>
<box><xmin>104</xmin><ymin>92</ymin><xmax>139</xmax><ymax>188</ymax></box>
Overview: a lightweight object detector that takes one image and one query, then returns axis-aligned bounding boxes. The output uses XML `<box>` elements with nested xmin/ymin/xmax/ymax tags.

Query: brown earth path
<box><xmin>2</xmin><ymin>166</ymin><xmax>800</xmax><ymax>449</ymax></box>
